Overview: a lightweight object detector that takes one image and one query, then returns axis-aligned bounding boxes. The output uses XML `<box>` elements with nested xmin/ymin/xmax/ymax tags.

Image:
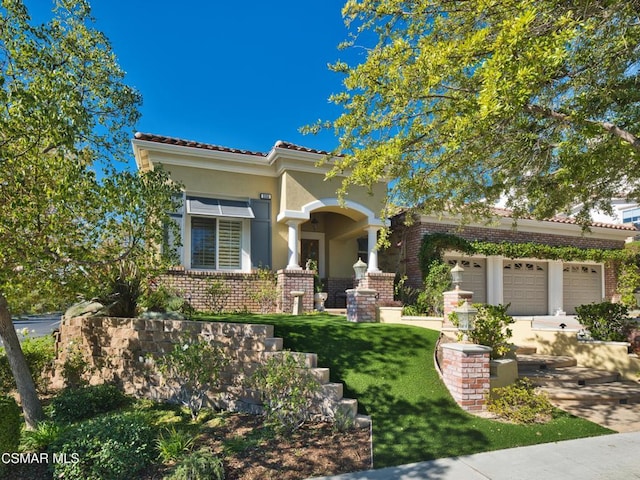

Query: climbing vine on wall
<box><xmin>419</xmin><ymin>233</ymin><xmax>635</xmax><ymax>280</ymax></box>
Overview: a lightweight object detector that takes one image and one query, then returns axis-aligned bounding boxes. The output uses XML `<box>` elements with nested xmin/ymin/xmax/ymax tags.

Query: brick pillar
<box><xmin>440</xmin><ymin>343</ymin><xmax>491</xmax><ymax>412</ymax></box>
<box><xmin>277</xmin><ymin>269</ymin><xmax>314</xmax><ymax>313</ymax></box>
<box><xmin>443</xmin><ymin>288</ymin><xmax>473</xmax><ymax>327</ymax></box>
<box><xmin>346</xmin><ymin>288</ymin><xmax>378</xmax><ymax>322</ymax></box>
<box><xmin>361</xmin><ymin>272</ymin><xmax>395</xmax><ymax>305</ymax></box>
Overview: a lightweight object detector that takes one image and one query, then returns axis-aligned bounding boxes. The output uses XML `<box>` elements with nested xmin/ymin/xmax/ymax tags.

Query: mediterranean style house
<box><xmin>132</xmin><ymin>133</ymin><xmax>392</xmax><ymax>311</ymax></box>
<box><xmin>387</xmin><ymin>209</ymin><xmax>637</xmax><ymax>316</ymax></box>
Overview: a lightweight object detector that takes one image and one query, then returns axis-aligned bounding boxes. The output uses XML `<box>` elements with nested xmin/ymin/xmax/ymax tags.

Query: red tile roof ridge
<box><xmin>272</xmin><ymin>140</ymin><xmax>334</xmax><ymax>156</ymax></box>
<box><xmin>134</xmin><ymin>132</ymin><xmax>267</xmax><ymax>157</ymax></box>
<box><xmin>489</xmin><ymin>206</ymin><xmax>637</xmax><ymax>231</ymax></box>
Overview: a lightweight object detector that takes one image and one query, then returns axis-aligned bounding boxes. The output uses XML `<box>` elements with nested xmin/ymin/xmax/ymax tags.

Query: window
<box><xmin>357</xmin><ymin>237</ymin><xmax>368</xmax><ymax>261</ymax></box>
<box><xmin>622</xmin><ymin>207</ymin><xmax>640</xmax><ymax>225</ymax></box>
<box><xmin>190</xmin><ymin>217</ymin><xmax>242</xmax><ymax>270</ymax></box>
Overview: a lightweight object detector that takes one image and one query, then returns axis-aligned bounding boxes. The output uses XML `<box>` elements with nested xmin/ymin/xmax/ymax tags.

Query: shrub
<box><xmin>0</xmin><ymin>332</ymin><xmax>55</xmax><ymax>393</ymax></box>
<box><xmin>165</xmin><ymin>448</ymin><xmax>225</xmax><ymax>480</ymax></box>
<box><xmin>60</xmin><ymin>339</ymin><xmax>92</xmax><ymax>389</ymax></box>
<box><xmin>487</xmin><ymin>379</ymin><xmax>554</xmax><ymax>424</ymax></box>
<box><xmin>48</xmin><ymin>383</ymin><xmax>130</xmax><ymax>423</ymax></box>
<box><xmin>153</xmin><ymin>336</ymin><xmax>229</xmax><ymax>420</ymax></box>
<box><xmin>575</xmin><ymin>302</ymin><xmax>635</xmax><ymax>342</ymax></box>
<box><xmin>248</xmin><ymin>268</ymin><xmax>279</xmax><ymax>314</ymax></box>
<box><xmin>204</xmin><ymin>278</ymin><xmax>231</xmax><ymax>314</ymax></box>
<box><xmin>49</xmin><ymin>411</ymin><xmax>155</xmax><ymax>480</ymax></box>
<box><xmin>468</xmin><ymin>304</ymin><xmax>515</xmax><ymax>359</ymax></box>
<box><xmin>0</xmin><ymin>394</ymin><xmax>21</xmax><ymax>455</ymax></box>
<box><xmin>249</xmin><ymin>351</ymin><xmax>321</xmax><ymax>435</ymax></box>
<box><xmin>156</xmin><ymin>426</ymin><xmax>197</xmax><ymax>463</ymax></box>
<box><xmin>618</xmin><ymin>261</ymin><xmax>640</xmax><ymax>308</ymax></box>
<box><xmin>419</xmin><ymin>261</ymin><xmax>452</xmax><ymax>315</ymax></box>
<box><xmin>21</xmin><ymin>421</ymin><xmax>66</xmax><ymax>451</ymax></box>
<box><xmin>95</xmin><ymin>260</ymin><xmax>143</xmax><ymax>318</ymax></box>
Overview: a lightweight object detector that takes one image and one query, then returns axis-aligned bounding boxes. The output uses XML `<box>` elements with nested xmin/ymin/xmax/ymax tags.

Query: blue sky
<box><xmin>28</xmin><ymin>0</ymin><xmax>357</xmax><ymax>166</ymax></box>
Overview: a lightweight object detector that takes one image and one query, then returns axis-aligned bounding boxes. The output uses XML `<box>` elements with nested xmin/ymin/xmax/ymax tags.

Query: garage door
<box><xmin>446</xmin><ymin>257</ymin><xmax>486</xmax><ymax>304</ymax></box>
<box><xmin>563</xmin><ymin>264</ymin><xmax>603</xmax><ymax>314</ymax></box>
<box><xmin>503</xmin><ymin>261</ymin><xmax>548</xmax><ymax>315</ymax></box>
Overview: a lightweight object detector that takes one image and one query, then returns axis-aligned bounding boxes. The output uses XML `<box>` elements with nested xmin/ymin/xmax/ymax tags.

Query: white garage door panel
<box><xmin>563</xmin><ymin>264</ymin><xmax>603</xmax><ymax>314</ymax></box>
<box><xmin>446</xmin><ymin>257</ymin><xmax>486</xmax><ymax>304</ymax></box>
<box><xmin>503</xmin><ymin>261</ymin><xmax>548</xmax><ymax>315</ymax></box>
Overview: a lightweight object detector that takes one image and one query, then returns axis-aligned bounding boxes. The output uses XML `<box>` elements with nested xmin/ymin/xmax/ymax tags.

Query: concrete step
<box><xmin>517</xmin><ymin>354</ymin><xmax>577</xmax><ymax>371</ymax></box>
<box><xmin>551</xmin><ymin>402</ymin><xmax>640</xmax><ymax>433</ymax></box>
<box><xmin>515</xmin><ymin>345</ymin><xmax>537</xmax><ymax>355</ymax></box>
<box><xmin>522</xmin><ymin>366</ymin><xmax>620</xmax><ymax>387</ymax></box>
<box><xmin>321</xmin><ymin>382</ymin><xmax>344</xmax><ymax>400</ymax></box>
<box><xmin>263</xmin><ymin>337</ymin><xmax>283</xmax><ymax>351</ymax></box>
<box><xmin>311</xmin><ymin>367</ymin><xmax>330</xmax><ymax>384</ymax></box>
<box><xmin>542</xmin><ymin>382</ymin><xmax>640</xmax><ymax>405</ymax></box>
<box><xmin>337</xmin><ymin>398</ymin><xmax>358</xmax><ymax>419</ymax></box>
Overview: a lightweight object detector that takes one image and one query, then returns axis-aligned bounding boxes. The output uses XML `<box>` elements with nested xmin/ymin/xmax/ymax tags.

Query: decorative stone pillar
<box><xmin>285</xmin><ymin>220</ymin><xmax>303</xmax><ymax>270</ymax></box>
<box><xmin>440</xmin><ymin>343</ymin><xmax>491</xmax><ymax>412</ymax></box>
<box><xmin>366</xmin><ymin>226</ymin><xmax>381</xmax><ymax>273</ymax></box>
<box><xmin>443</xmin><ymin>288</ymin><xmax>473</xmax><ymax>328</ymax></box>
<box><xmin>346</xmin><ymin>288</ymin><xmax>378</xmax><ymax>322</ymax></box>
<box><xmin>277</xmin><ymin>269</ymin><xmax>314</xmax><ymax>313</ymax></box>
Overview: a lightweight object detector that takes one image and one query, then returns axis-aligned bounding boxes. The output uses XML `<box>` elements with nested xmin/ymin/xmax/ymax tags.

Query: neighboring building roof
<box><xmin>133</xmin><ymin>132</ymin><xmax>333</xmax><ymax>158</ymax></box>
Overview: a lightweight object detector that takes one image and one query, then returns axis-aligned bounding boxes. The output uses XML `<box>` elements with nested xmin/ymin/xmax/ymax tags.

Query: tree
<box><xmin>0</xmin><ymin>0</ymin><xmax>181</xmax><ymax>428</ymax></box>
<box><xmin>311</xmin><ymin>0</ymin><xmax>640</xmax><ymax>225</ymax></box>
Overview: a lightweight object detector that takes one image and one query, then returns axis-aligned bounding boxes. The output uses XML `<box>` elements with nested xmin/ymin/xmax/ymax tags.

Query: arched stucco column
<box><xmin>286</xmin><ymin>220</ymin><xmax>304</xmax><ymax>270</ymax></box>
<box><xmin>366</xmin><ymin>226</ymin><xmax>381</xmax><ymax>273</ymax></box>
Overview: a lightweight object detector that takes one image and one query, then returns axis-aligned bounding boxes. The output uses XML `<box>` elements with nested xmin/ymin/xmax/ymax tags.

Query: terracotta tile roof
<box><xmin>134</xmin><ymin>132</ymin><xmax>267</xmax><ymax>157</ymax></box>
<box><xmin>489</xmin><ymin>207</ymin><xmax>638</xmax><ymax>232</ymax></box>
<box><xmin>134</xmin><ymin>133</ymin><xmax>335</xmax><ymax>158</ymax></box>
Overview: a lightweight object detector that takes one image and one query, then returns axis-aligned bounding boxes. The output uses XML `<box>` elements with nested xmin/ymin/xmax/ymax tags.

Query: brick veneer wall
<box><xmin>361</xmin><ymin>272</ymin><xmax>395</xmax><ymax>305</ymax></box>
<box><xmin>50</xmin><ymin>316</ymin><xmax>361</xmax><ymax>423</ymax></box>
<box><xmin>440</xmin><ymin>343</ymin><xmax>491</xmax><ymax>412</ymax></box>
<box><xmin>158</xmin><ymin>268</ymin><xmax>315</xmax><ymax>314</ymax></box>
<box><xmin>277</xmin><ymin>269</ymin><xmax>314</xmax><ymax>313</ymax></box>
<box><xmin>394</xmin><ymin>219</ymin><xmax>626</xmax><ymax>298</ymax></box>
<box><xmin>327</xmin><ymin>277</ymin><xmax>353</xmax><ymax>308</ymax></box>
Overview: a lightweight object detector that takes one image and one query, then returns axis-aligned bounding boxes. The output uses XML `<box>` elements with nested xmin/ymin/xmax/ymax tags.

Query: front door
<box><xmin>301</xmin><ymin>238</ymin><xmax>320</xmax><ymax>270</ymax></box>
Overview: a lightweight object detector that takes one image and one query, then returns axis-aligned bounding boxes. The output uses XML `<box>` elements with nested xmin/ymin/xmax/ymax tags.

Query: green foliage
<box><xmin>205</xmin><ymin>278</ymin><xmax>231</xmax><ymax>315</ymax></box>
<box><xmin>60</xmin><ymin>339</ymin><xmax>92</xmax><ymax>389</ymax></box>
<box><xmin>418</xmin><ymin>261</ymin><xmax>452</xmax><ymax>316</ymax></box>
<box><xmin>249</xmin><ymin>350</ymin><xmax>321</xmax><ymax>435</ymax></box>
<box><xmin>48</xmin><ymin>384</ymin><xmax>130</xmax><ymax>424</ymax></box>
<box><xmin>468</xmin><ymin>304</ymin><xmax>515</xmax><ymax>359</ymax></box>
<box><xmin>618</xmin><ymin>262</ymin><xmax>640</xmax><ymax>308</ymax></box>
<box><xmin>0</xmin><ymin>332</ymin><xmax>55</xmax><ymax>393</ymax></box>
<box><xmin>248</xmin><ymin>268</ymin><xmax>279</xmax><ymax>314</ymax></box>
<box><xmin>140</xmin><ymin>284</ymin><xmax>189</xmax><ymax>314</ymax></box>
<box><xmin>49</xmin><ymin>411</ymin><xmax>155</xmax><ymax>480</ymax></box>
<box><xmin>0</xmin><ymin>394</ymin><xmax>21</xmax><ymax>455</ymax></box>
<box><xmin>575</xmin><ymin>302</ymin><xmax>634</xmax><ymax>342</ymax></box>
<box><xmin>470</xmin><ymin>241</ymin><xmax>631</xmax><ymax>263</ymax></box>
<box><xmin>164</xmin><ymin>448</ymin><xmax>225</xmax><ymax>480</ymax></box>
<box><xmin>487</xmin><ymin>379</ymin><xmax>554</xmax><ymax>424</ymax></box>
<box><xmin>394</xmin><ymin>274</ymin><xmax>419</xmax><ymax>305</ymax></box>
<box><xmin>153</xmin><ymin>336</ymin><xmax>229</xmax><ymax>420</ymax></box>
<box><xmin>310</xmin><ymin>0</ymin><xmax>640</xmax><ymax>227</ymax></box>
<box><xmin>21</xmin><ymin>420</ymin><xmax>66</xmax><ymax>451</ymax></box>
<box><xmin>419</xmin><ymin>234</ymin><xmax>473</xmax><ymax>277</ymax></box>
<box><xmin>156</xmin><ymin>426</ymin><xmax>198</xmax><ymax>463</ymax></box>
<box><xmin>95</xmin><ymin>260</ymin><xmax>143</xmax><ymax>318</ymax></box>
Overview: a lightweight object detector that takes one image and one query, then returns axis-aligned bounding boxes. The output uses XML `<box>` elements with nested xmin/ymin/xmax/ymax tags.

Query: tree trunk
<box><xmin>0</xmin><ymin>294</ymin><xmax>44</xmax><ymax>430</ymax></box>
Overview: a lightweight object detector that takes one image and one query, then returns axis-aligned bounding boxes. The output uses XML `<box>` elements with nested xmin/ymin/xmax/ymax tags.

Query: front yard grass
<box><xmin>199</xmin><ymin>313</ymin><xmax>612</xmax><ymax>468</ymax></box>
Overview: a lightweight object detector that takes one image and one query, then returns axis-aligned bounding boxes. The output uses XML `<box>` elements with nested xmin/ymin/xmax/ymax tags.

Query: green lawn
<box><xmin>199</xmin><ymin>313</ymin><xmax>612</xmax><ymax>468</ymax></box>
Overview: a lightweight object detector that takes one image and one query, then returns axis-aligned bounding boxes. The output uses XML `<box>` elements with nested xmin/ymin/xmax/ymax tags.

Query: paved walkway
<box><xmin>310</xmin><ymin>431</ymin><xmax>640</xmax><ymax>479</ymax></box>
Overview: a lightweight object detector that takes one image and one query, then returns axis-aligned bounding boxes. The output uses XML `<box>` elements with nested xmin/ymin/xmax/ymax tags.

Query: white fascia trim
<box><xmin>278</xmin><ymin>198</ymin><xmax>387</xmax><ymax>226</ymax></box>
<box><xmin>132</xmin><ymin>139</ymin><xmax>275</xmax><ymax>177</ymax></box>
<box><xmin>418</xmin><ymin>213</ymin><xmax>633</xmax><ymax>242</ymax></box>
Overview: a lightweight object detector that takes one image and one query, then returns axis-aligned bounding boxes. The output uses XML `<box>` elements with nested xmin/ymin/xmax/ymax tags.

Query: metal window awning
<box><xmin>186</xmin><ymin>196</ymin><xmax>255</xmax><ymax>219</ymax></box>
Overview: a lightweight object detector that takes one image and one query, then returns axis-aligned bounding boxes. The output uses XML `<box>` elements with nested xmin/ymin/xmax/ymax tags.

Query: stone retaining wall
<box><xmin>51</xmin><ymin>316</ymin><xmax>365</xmax><ymax>425</ymax></box>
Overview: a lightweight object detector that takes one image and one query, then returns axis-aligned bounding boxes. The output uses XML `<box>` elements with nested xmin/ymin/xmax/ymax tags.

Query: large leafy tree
<box><xmin>314</xmin><ymin>0</ymin><xmax>640</xmax><ymax>224</ymax></box>
<box><xmin>0</xmin><ymin>0</ymin><xmax>180</xmax><ymax>428</ymax></box>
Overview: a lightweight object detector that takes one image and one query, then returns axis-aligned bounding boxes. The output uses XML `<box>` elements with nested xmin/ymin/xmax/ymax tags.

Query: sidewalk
<box><xmin>309</xmin><ymin>431</ymin><xmax>640</xmax><ymax>479</ymax></box>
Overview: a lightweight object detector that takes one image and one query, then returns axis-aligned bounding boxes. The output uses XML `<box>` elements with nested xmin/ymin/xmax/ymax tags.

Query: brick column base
<box><xmin>360</xmin><ymin>272</ymin><xmax>395</xmax><ymax>305</ymax></box>
<box><xmin>443</xmin><ymin>288</ymin><xmax>473</xmax><ymax>327</ymax></box>
<box><xmin>277</xmin><ymin>269</ymin><xmax>314</xmax><ymax>313</ymax></box>
<box><xmin>440</xmin><ymin>343</ymin><xmax>491</xmax><ymax>412</ymax></box>
<box><xmin>346</xmin><ymin>288</ymin><xmax>378</xmax><ymax>323</ymax></box>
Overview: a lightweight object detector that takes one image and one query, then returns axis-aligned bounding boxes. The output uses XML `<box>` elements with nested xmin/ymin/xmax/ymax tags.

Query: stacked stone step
<box><xmin>516</xmin><ymin>347</ymin><xmax>640</xmax><ymax>406</ymax></box>
<box><xmin>51</xmin><ymin>316</ymin><xmax>371</xmax><ymax>429</ymax></box>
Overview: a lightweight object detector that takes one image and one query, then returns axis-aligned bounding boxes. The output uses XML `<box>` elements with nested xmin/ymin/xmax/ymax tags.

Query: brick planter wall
<box><xmin>346</xmin><ymin>289</ymin><xmax>378</xmax><ymax>323</ymax></box>
<box><xmin>361</xmin><ymin>272</ymin><xmax>395</xmax><ymax>305</ymax></box>
<box><xmin>50</xmin><ymin>316</ymin><xmax>367</xmax><ymax>426</ymax></box>
<box><xmin>440</xmin><ymin>343</ymin><xmax>491</xmax><ymax>412</ymax></box>
<box><xmin>277</xmin><ymin>269</ymin><xmax>314</xmax><ymax>313</ymax></box>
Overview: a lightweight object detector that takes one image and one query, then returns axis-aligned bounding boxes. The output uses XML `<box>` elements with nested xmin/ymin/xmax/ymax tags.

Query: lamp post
<box><xmin>353</xmin><ymin>258</ymin><xmax>368</xmax><ymax>289</ymax></box>
<box><xmin>451</xmin><ymin>262</ymin><xmax>464</xmax><ymax>290</ymax></box>
<box><xmin>454</xmin><ymin>299</ymin><xmax>477</xmax><ymax>342</ymax></box>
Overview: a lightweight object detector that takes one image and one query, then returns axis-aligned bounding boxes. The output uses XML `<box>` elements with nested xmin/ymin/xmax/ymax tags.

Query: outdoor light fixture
<box><xmin>454</xmin><ymin>300</ymin><xmax>477</xmax><ymax>341</ymax></box>
<box><xmin>451</xmin><ymin>262</ymin><xmax>464</xmax><ymax>289</ymax></box>
<box><xmin>353</xmin><ymin>258</ymin><xmax>368</xmax><ymax>284</ymax></box>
